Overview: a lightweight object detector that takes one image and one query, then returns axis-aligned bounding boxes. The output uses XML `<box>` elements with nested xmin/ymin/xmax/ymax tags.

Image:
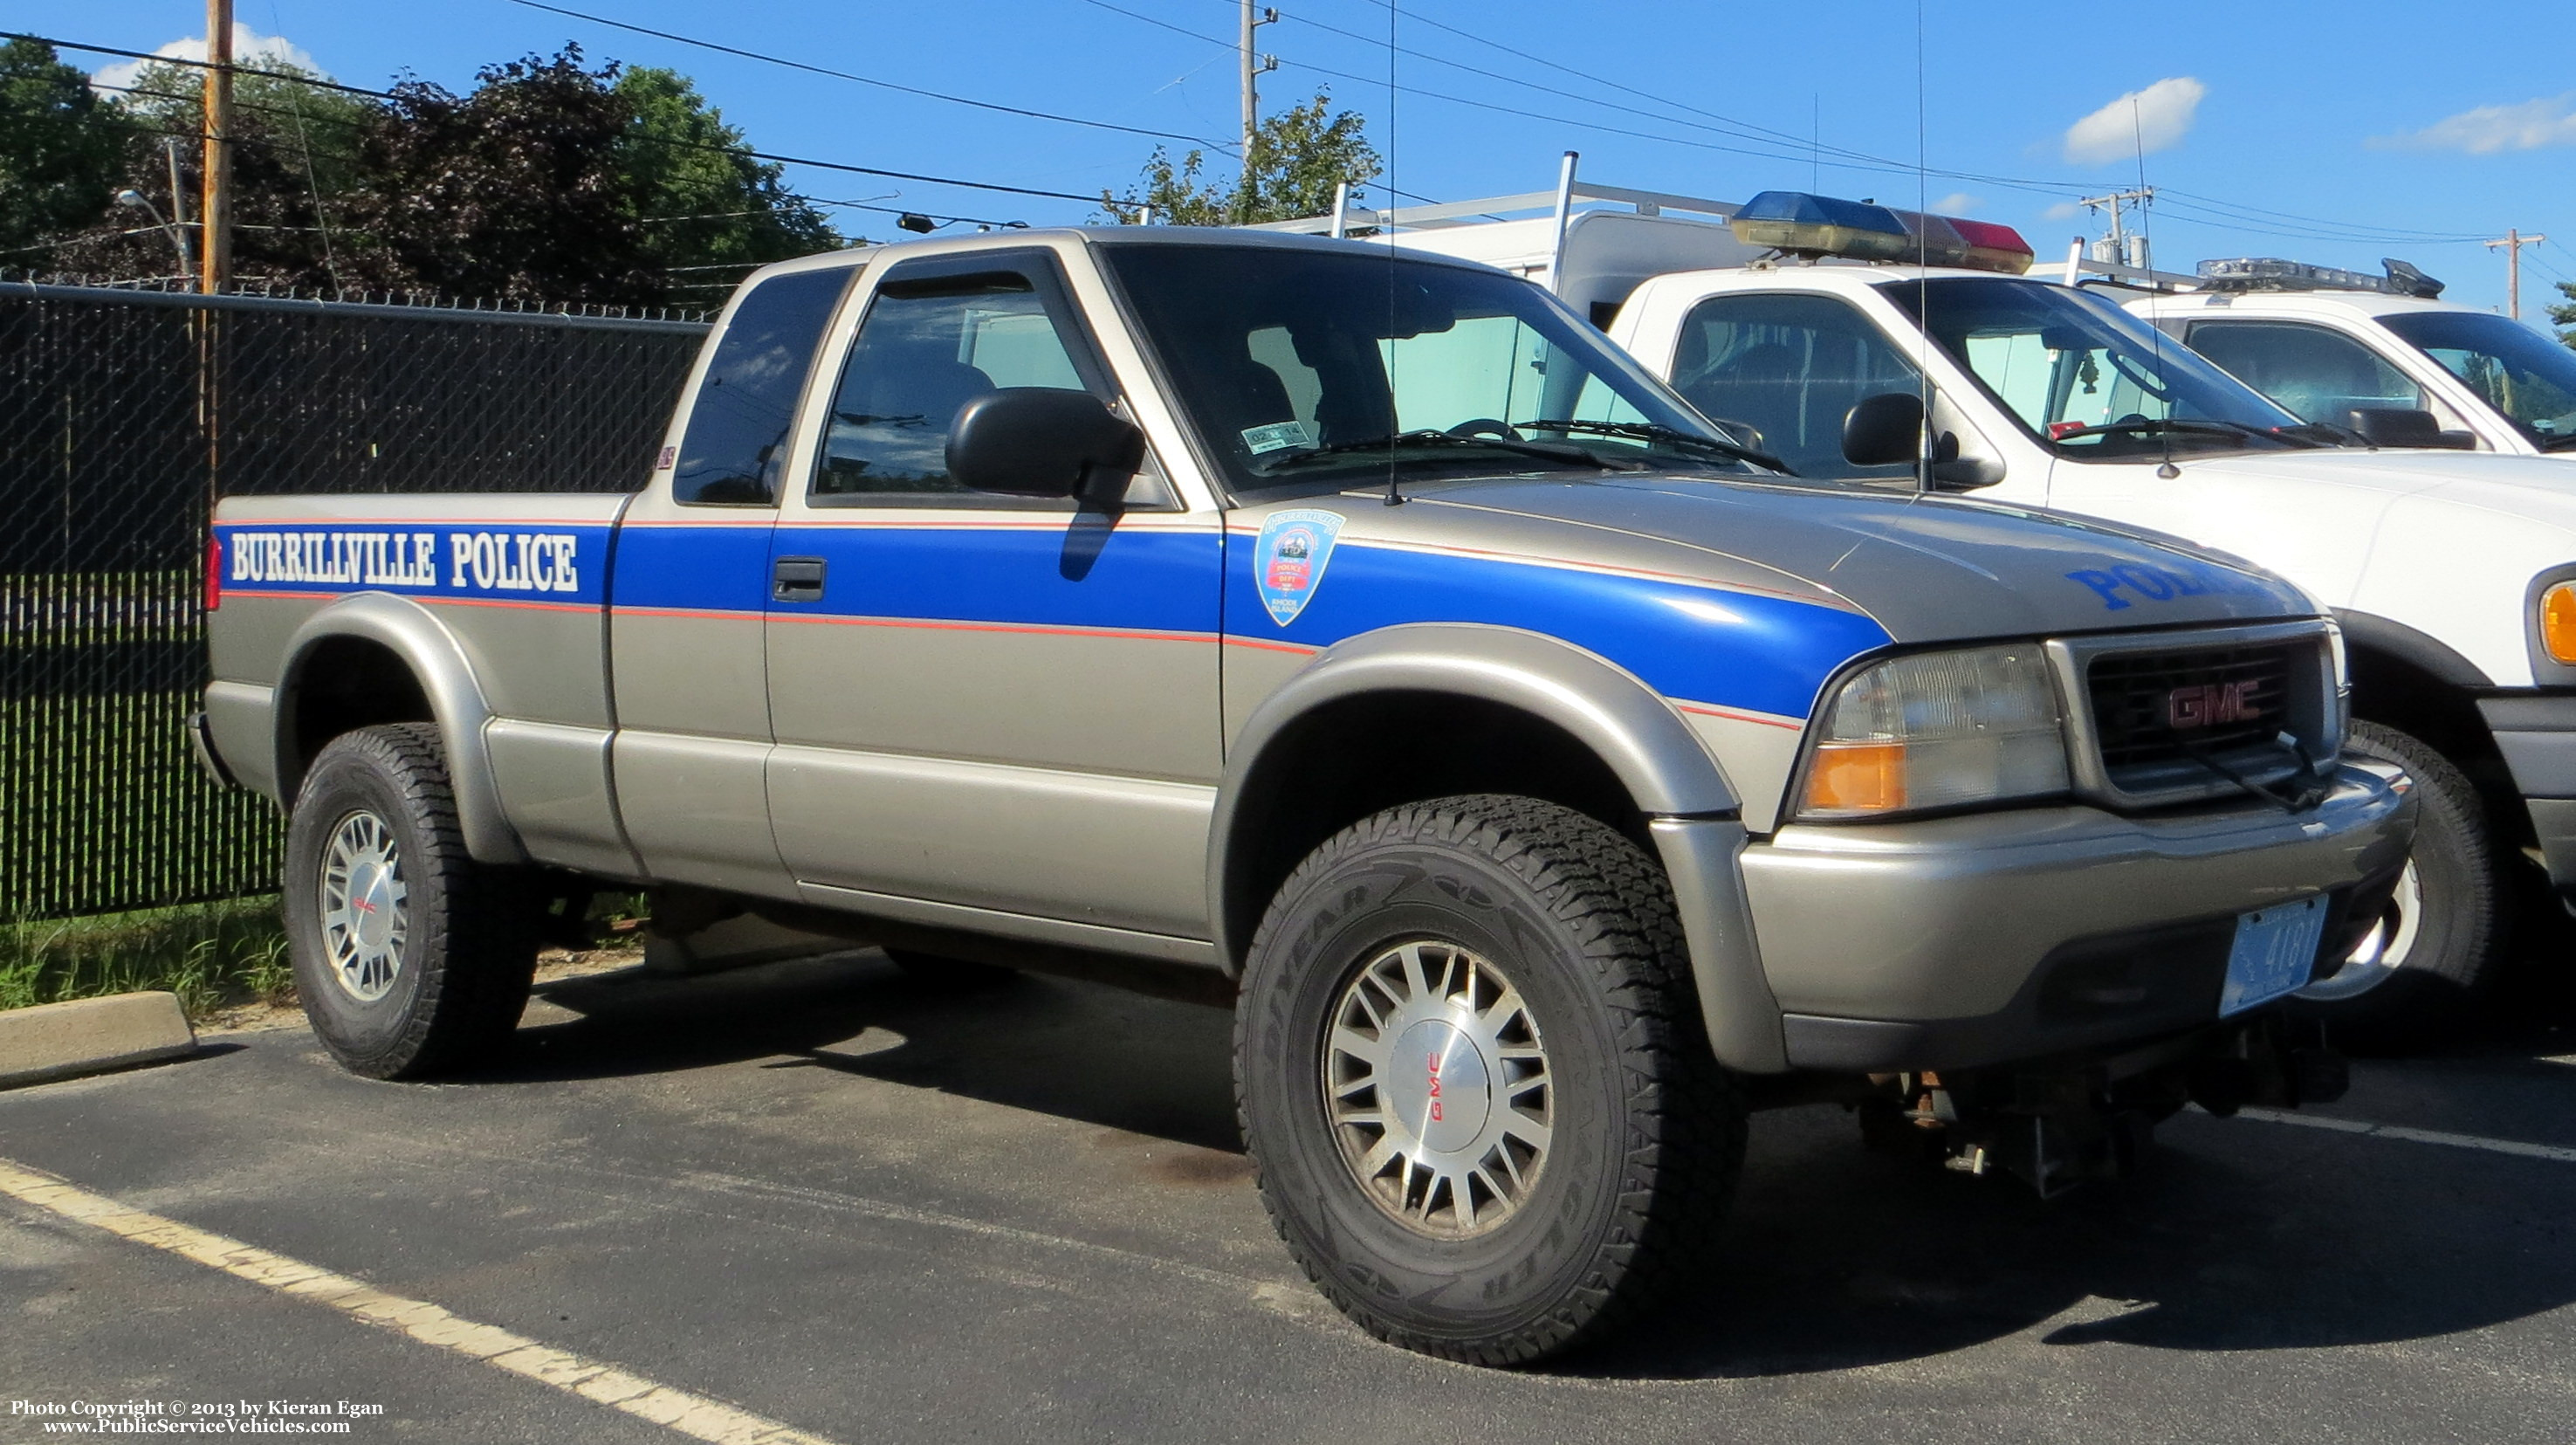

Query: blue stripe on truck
<box><xmin>221</xmin><ymin>517</ymin><xmax>1888</xmax><ymax>724</ymax></box>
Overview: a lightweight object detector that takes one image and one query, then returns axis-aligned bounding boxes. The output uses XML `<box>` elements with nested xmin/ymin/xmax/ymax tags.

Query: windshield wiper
<box><xmin>2049</xmin><ymin>416</ymin><xmax>2318</xmax><ymax>449</ymax></box>
<box><xmin>1258</xmin><ymin>429</ymin><xmax>1650</xmax><ymax>475</ymax></box>
<box><xmin>2538</xmin><ymin>432</ymin><xmax>2576</xmax><ymax>452</ymax></box>
<box><xmin>1523</xmin><ymin>418</ymin><xmax>1790</xmax><ymax>474</ymax></box>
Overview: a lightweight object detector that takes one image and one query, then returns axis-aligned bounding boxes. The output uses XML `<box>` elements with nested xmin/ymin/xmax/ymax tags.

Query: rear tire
<box><xmin>1234</xmin><ymin>795</ymin><xmax>1743</xmax><ymax>1366</ymax></box>
<box><xmin>2303</xmin><ymin>720</ymin><xmax>2500</xmax><ymax>1050</ymax></box>
<box><xmin>284</xmin><ymin>724</ymin><xmax>539</xmax><ymax>1079</ymax></box>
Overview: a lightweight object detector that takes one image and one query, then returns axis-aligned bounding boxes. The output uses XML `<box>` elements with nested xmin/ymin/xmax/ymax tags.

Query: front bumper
<box><xmin>1738</xmin><ymin>762</ymin><xmax>2415</xmax><ymax>1073</ymax></box>
<box><xmin>2478</xmin><ymin>693</ymin><xmax>2576</xmax><ymax>892</ymax></box>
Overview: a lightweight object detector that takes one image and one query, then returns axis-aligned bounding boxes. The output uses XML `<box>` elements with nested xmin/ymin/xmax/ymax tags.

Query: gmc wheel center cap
<box><xmin>352</xmin><ymin>864</ymin><xmax>395</xmax><ymax>951</ymax></box>
<box><xmin>1386</xmin><ymin>1018</ymin><xmax>1492</xmax><ymax>1155</ymax></box>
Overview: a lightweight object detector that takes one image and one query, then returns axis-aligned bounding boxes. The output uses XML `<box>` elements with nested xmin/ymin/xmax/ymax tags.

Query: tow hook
<box><xmin>1856</xmin><ymin>1016</ymin><xmax>2348</xmax><ymax>1197</ymax></box>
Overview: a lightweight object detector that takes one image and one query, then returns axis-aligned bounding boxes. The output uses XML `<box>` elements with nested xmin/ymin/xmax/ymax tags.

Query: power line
<box><xmin>505</xmin><ymin>0</ymin><xmax>1230</xmax><ymax>150</ymax></box>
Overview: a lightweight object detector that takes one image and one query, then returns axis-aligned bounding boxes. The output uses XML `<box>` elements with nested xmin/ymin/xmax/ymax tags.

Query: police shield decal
<box><xmin>1252</xmin><ymin>508</ymin><xmax>1345</xmax><ymax>626</ymax></box>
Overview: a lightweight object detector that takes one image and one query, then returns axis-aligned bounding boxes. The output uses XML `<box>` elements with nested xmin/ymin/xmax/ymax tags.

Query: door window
<box><xmin>2185</xmin><ymin>320</ymin><xmax>2425</xmax><ymax>425</ymax></box>
<box><xmin>814</xmin><ymin>265</ymin><xmax>1096</xmax><ymax>500</ymax></box>
<box><xmin>1671</xmin><ymin>292</ymin><xmax>1923</xmax><ymax>477</ymax></box>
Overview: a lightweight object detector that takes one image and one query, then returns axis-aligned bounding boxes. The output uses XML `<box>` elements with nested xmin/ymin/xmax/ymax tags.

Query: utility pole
<box><xmin>2486</xmin><ymin>229</ymin><xmax>2547</xmax><ymax>320</ymax></box>
<box><xmin>2078</xmin><ymin>187</ymin><xmax>2155</xmax><ymax>274</ymax></box>
<box><xmin>200</xmin><ymin>0</ymin><xmax>233</xmax><ymax>293</ymax></box>
<box><xmin>1239</xmin><ymin>2</ymin><xmax>1278</xmax><ymax>163</ymax></box>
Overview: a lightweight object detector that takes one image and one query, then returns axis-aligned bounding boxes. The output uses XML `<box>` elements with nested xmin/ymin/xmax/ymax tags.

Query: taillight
<box><xmin>204</xmin><ymin>533</ymin><xmax>223</xmax><ymax>612</ymax></box>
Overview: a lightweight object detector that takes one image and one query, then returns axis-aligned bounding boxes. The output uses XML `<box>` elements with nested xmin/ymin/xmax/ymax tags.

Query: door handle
<box><xmin>772</xmin><ymin>556</ymin><xmax>827</xmax><ymax>602</ymax></box>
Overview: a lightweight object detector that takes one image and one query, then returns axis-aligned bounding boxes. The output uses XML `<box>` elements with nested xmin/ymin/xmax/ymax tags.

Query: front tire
<box><xmin>1234</xmin><ymin>795</ymin><xmax>1743</xmax><ymax>1366</ymax></box>
<box><xmin>2303</xmin><ymin>720</ymin><xmax>2500</xmax><ymax>1049</ymax></box>
<box><xmin>284</xmin><ymin>724</ymin><xmax>539</xmax><ymax>1079</ymax></box>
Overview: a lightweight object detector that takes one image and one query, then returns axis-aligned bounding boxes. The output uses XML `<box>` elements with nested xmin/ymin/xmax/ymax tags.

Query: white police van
<box><xmin>1267</xmin><ymin>171</ymin><xmax>2576</xmax><ymax>1046</ymax></box>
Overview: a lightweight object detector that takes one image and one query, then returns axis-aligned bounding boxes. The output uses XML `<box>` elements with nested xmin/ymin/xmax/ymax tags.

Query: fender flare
<box><xmin>2334</xmin><ymin>608</ymin><xmax>2492</xmax><ymax>690</ymax></box>
<box><xmin>1206</xmin><ymin>623</ymin><xmax>1741</xmax><ymax>967</ymax></box>
<box><xmin>276</xmin><ymin>593</ymin><xmax>528</xmax><ymax>865</ymax></box>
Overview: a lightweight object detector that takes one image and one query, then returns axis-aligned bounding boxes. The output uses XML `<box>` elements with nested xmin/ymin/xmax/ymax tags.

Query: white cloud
<box><xmin>92</xmin><ymin>24</ymin><xmax>325</xmax><ymax>98</ymax></box>
<box><xmin>2063</xmin><ymin>77</ymin><xmax>2206</xmax><ymax>165</ymax></box>
<box><xmin>1932</xmin><ymin>192</ymin><xmax>1980</xmax><ymax>215</ymax></box>
<box><xmin>2374</xmin><ymin>94</ymin><xmax>2576</xmax><ymax>154</ymax></box>
<box><xmin>2042</xmin><ymin>200</ymin><xmax>2083</xmax><ymax>221</ymax></box>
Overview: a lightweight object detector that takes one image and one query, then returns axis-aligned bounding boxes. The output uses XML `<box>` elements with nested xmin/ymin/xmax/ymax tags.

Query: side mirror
<box><xmin>2346</xmin><ymin>407</ymin><xmax>2474</xmax><ymax>451</ymax></box>
<box><xmin>1842</xmin><ymin>392</ymin><xmax>1924</xmax><ymax>467</ymax></box>
<box><xmin>946</xmin><ymin>389</ymin><xmax>1145</xmax><ymax>498</ymax></box>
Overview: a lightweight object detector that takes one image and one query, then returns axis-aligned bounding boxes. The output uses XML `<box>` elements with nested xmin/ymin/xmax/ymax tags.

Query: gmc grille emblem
<box><xmin>2167</xmin><ymin>680</ymin><xmax>2260</xmax><ymax>729</ymax></box>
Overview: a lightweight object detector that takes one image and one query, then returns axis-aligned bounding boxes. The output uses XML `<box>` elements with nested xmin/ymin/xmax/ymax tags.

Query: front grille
<box><xmin>2086</xmin><ymin>642</ymin><xmax>2304</xmax><ymax>795</ymax></box>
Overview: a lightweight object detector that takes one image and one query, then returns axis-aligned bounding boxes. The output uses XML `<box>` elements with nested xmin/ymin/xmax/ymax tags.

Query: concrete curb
<box><xmin>0</xmin><ymin>992</ymin><xmax>198</xmax><ymax>1090</ymax></box>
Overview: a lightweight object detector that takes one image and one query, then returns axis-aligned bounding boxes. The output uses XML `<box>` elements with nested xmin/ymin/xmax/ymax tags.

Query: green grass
<box><xmin>0</xmin><ymin>897</ymin><xmax>292</xmax><ymax>1021</ymax></box>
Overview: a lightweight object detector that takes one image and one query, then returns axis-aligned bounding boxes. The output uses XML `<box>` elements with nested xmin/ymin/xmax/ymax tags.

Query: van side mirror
<box><xmin>2346</xmin><ymin>407</ymin><xmax>2474</xmax><ymax>451</ymax></box>
<box><xmin>1842</xmin><ymin>392</ymin><xmax>1924</xmax><ymax>467</ymax></box>
<box><xmin>946</xmin><ymin>389</ymin><xmax>1146</xmax><ymax>498</ymax></box>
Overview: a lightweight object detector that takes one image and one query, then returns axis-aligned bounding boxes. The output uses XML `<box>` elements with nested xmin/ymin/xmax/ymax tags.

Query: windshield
<box><xmin>2380</xmin><ymin>311</ymin><xmax>2576</xmax><ymax>450</ymax></box>
<box><xmin>1099</xmin><ymin>243</ymin><xmax>1756</xmax><ymax>497</ymax></box>
<box><xmin>1882</xmin><ymin>278</ymin><xmax>2312</xmax><ymax>459</ymax></box>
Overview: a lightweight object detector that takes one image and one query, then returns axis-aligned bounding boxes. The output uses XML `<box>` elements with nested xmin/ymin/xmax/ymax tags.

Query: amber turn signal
<box><xmin>1804</xmin><ymin>741</ymin><xmax>1908</xmax><ymax>814</ymax></box>
<box><xmin>2543</xmin><ymin>582</ymin><xmax>2576</xmax><ymax>665</ymax></box>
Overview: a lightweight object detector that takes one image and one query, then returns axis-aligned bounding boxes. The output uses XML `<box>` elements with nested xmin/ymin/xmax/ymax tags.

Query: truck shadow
<box><xmin>482</xmin><ymin>948</ymin><xmax>2576</xmax><ymax>1379</ymax></box>
<box><xmin>487</xmin><ymin>949</ymin><xmax>1243</xmax><ymax>1153</ymax></box>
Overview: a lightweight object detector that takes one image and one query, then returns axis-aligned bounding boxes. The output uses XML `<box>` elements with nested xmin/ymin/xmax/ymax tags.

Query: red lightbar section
<box><xmin>1947</xmin><ymin>217</ymin><xmax>2035</xmax><ymax>274</ymax></box>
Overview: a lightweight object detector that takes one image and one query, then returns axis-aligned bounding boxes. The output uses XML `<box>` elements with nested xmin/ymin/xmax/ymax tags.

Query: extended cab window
<box><xmin>2184</xmin><ymin>320</ymin><xmax>2424</xmax><ymax>425</ymax></box>
<box><xmin>814</xmin><ymin>265</ymin><xmax>1095</xmax><ymax>499</ymax></box>
<box><xmin>1672</xmin><ymin>292</ymin><xmax>1920</xmax><ymax>478</ymax></box>
<box><xmin>672</xmin><ymin>266</ymin><xmax>851</xmax><ymax>506</ymax></box>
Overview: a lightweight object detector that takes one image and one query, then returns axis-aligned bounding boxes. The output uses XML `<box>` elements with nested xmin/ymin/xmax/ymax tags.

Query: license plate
<box><xmin>2219</xmin><ymin>896</ymin><xmax>2330</xmax><ymax>1016</ymax></box>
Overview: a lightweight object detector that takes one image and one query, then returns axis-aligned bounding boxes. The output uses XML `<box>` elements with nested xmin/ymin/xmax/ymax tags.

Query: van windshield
<box><xmin>1883</xmin><ymin>278</ymin><xmax>2318</xmax><ymax>459</ymax></box>
<box><xmin>2380</xmin><ymin>311</ymin><xmax>2576</xmax><ymax>451</ymax></box>
<box><xmin>1100</xmin><ymin>243</ymin><xmax>1765</xmax><ymax>498</ymax></box>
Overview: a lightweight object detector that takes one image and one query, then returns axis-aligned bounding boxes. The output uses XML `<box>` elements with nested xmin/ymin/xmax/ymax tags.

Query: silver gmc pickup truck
<box><xmin>196</xmin><ymin>228</ymin><xmax>2412</xmax><ymax>1366</ymax></box>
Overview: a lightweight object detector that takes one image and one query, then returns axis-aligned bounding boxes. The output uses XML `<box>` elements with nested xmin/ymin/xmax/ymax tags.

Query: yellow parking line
<box><xmin>0</xmin><ymin>1157</ymin><xmax>844</xmax><ymax>1445</ymax></box>
<box><xmin>2235</xmin><ymin>1108</ymin><xmax>2576</xmax><ymax>1164</ymax></box>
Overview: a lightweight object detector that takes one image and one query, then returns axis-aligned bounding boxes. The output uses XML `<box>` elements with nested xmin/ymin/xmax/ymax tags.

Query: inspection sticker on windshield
<box><xmin>1253</xmin><ymin>508</ymin><xmax>1345</xmax><ymax>626</ymax></box>
<box><xmin>1242</xmin><ymin>420</ymin><xmax>1318</xmax><ymax>455</ymax></box>
<box><xmin>2219</xmin><ymin>895</ymin><xmax>2328</xmax><ymax>1016</ymax></box>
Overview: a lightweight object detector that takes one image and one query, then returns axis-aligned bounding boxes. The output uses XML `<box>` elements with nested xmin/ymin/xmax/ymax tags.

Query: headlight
<box><xmin>1798</xmin><ymin>645</ymin><xmax>2069</xmax><ymax>819</ymax></box>
<box><xmin>2541</xmin><ymin>581</ymin><xmax>2576</xmax><ymax>665</ymax></box>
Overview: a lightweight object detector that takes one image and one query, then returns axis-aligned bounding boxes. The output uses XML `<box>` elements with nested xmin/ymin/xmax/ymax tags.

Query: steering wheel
<box><xmin>1446</xmin><ymin>418</ymin><xmax>1521</xmax><ymax>440</ymax></box>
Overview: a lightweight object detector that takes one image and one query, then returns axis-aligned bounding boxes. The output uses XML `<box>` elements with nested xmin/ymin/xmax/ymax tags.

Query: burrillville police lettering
<box><xmin>230</xmin><ymin>530</ymin><xmax>582</xmax><ymax>595</ymax></box>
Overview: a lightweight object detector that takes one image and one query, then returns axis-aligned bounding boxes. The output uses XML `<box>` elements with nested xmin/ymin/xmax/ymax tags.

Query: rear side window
<box><xmin>2185</xmin><ymin>320</ymin><xmax>2423</xmax><ymax>425</ymax></box>
<box><xmin>672</xmin><ymin>267</ymin><xmax>852</xmax><ymax>506</ymax></box>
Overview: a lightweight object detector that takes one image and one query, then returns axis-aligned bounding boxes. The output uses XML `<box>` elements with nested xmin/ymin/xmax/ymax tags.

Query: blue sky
<box><xmin>30</xmin><ymin>0</ymin><xmax>2576</xmax><ymax>318</ymax></box>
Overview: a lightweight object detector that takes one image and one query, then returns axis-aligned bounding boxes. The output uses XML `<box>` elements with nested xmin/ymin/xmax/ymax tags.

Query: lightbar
<box><xmin>1729</xmin><ymin>191</ymin><xmax>2033</xmax><ymax>273</ymax></box>
<box><xmin>2195</xmin><ymin>256</ymin><xmax>2446</xmax><ymax>299</ymax></box>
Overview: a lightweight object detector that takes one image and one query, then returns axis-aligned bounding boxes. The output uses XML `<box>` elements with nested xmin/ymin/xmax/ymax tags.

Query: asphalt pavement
<box><xmin>4</xmin><ymin>948</ymin><xmax>2574</xmax><ymax>1444</ymax></box>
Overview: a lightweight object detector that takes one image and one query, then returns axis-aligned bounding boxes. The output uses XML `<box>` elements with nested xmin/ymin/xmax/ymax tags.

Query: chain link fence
<box><xmin>1</xmin><ymin>281</ymin><xmax>709</xmax><ymax>920</ymax></box>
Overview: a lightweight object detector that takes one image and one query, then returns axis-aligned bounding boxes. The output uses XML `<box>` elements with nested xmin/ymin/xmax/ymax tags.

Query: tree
<box><xmin>342</xmin><ymin>46</ymin><xmax>657</xmax><ymax>303</ymax></box>
<box><xmin>42</xmin><ymin>42</ymin><xmax>839</xmax><ymax>302</ymax></box>
<box><xmin>1103</xmin><ymin>91</ymin><xmax>1379</xmax><ymax>226</ymax></box>
<box><xmin>613</xmin><ymin>67</ymin><xmax>838</xmax><ymax>304</ymax></box>
<box><xmin>0</xmin><ymin>39</ymin><xmax>133</xmax><ymax>272</ymax></box>
<box><xmin>2550</xmin><ymin>279</ymin><xmax>2575</xmax><ymax>353</ymax></box>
